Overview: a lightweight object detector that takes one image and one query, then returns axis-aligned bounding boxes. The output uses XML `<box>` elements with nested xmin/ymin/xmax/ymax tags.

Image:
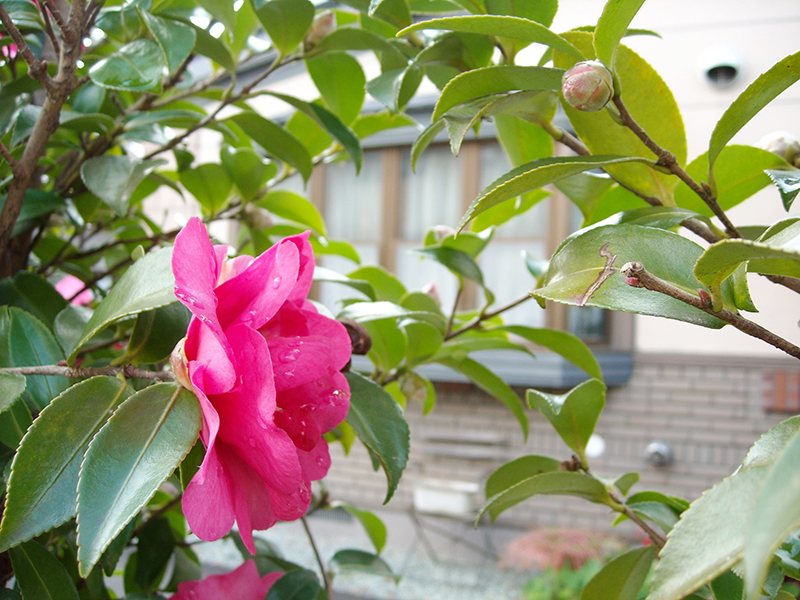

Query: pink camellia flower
<box><xmin>169</xmin><ymin>560</ymin><xmax>282</xmax><ymax>600</ymax></box>
<box><xmin>172</xmin><ymin>217</ymin><xmax>351</xmax><ymax>553</ymax></box>
<box><xmin>54</xmin><ymin>274</ymin><xmax>93</xmax><ymax>305</ymax></box>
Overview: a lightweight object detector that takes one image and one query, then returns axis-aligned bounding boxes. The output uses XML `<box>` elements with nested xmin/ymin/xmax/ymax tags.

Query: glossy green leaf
<box><xmin>0</xmin><ymin>271</ymin><xmax>67</xmax><ymax>328</ymax></box>
<box><xmin>580</xmin><ymin>545</ymin><xmax>657</xmax><ymax>600</ymax></box>
<box><xmin>527</xmin><ymin>379</ymin><xmax>605</xmax><ymax>465</ymax></box>
<box><xmin>229</xmin><ymin>113</ymin><xmax>313</xmax><ymax>183</ymax></box>
<box><xmin>190</xmin><ymin>22</ymin><xmax>236</xmax><ymax>72</ymax></box>
<box><xmin>615</xmin><ymin>501</ymin><xmax>680</xmax><ymax>533</ymax></box>
<box><xmin>68</xmin><ymin>246</ymin><xmax>175</xmax><ymax>362</ymax></box>
<box><xmin>313</xmin><ymin>267</ymin><xmax>376</xmax><ymax>301</ymax></box>
<box><xmin>366</xmin><ymin>65</ymin><xmax>423</xmax><ymax>113</ymax></box>
<box><xmin>2</xmin><ymin>307</ymin><xmax>66</xmax><ymax>410</ymax></box>
<box><xmin>611</xmin><ymin>205</ymin><xmax>706</xmax><ymax>230</ymax></box>
<box><xmin>741</xmin><ymin>416</ymin><xmax>800</xmax><ymax>471</ymax></box>
<box><xmin>485</xmin><ymin>455</ymin><xmax>561</xmax><ymax>499</ymax></box>
<box><xmin>0</xmin><ymin>373</ymin><xmax>25</xmax><ymax>414</ymax></box>
<box><xmin>135</xmin><ymin>517</ymin><xmax>175</xmax><ymax>590</ymax></box>
<box><xmin>494</xmin><ymin>105</ymin><xmax>556</xmax><ymax>164</ymax></box>
<box><xmin>345</xmin><ymin>372</ymin><xmax>410</xmax><ymax>503</ymax></box>
<box><xmin>348</xmin><ymin>266</ymin><xmax>407</xmax><ymax>302</ymax></box>
<box><xmin>649</xmin><ymin>467</ymin><xmax>769</xmax><ymax>600</ymax></box>
<box><xmin>399</xmin><ymin>16</ymin><xmax>582</xmax><ymax>58</ymax></box>
<box><xmin>0</xmin><ymin>190</ymin><xmax>65</xmax><ymax>239</ymax></box>
<box><xmin>594</xmin><ymin>0</ymin><xmax>647</xmax><ymax>70</ymax></box>
<box><xmin>306</xmin><ymin>53</ymin><xmax>366</xmax><ymax>125</ymax></box>
<box><xmin>0</xmin><ymin>377</ymin><xmax>130</xmax><ymax>552</ymax></box>
<box><xmin>306</xmin><ymin>27</ymin><xmax>408</xmax><ymax>65</ymax></box>
<box><xmin>744</xmin><ymin>428</ymin><xmax>800</xmax><ymax>599</ymax></box>
<box><xmin>437</xmin><ymin>357</ymin><xmax>528</xmax><ymax>438</ymax></box>
<box><xmin>53</xmin><ymin>305</ymin><xmax>91</xmax><ymax>358</ymax></box>
<box><xmin>331</xmin><ymin>503</ymin><xmax>387</xmax><ymax>553</ymax></box>
<box><xmin>122</xmin><ymin>302</ymin><xmax>191</xmax><ymax>365</ymax></box>
<box><xmin>675</xmin><ymin>146</ymin><xmax>787</xmax><ymax>216</ymax></box>
<box><xmin>179</xmin><ymin>438</ymin><xmax>205</xmax><ymax>493</ymax></box>
<box><xmin>1</xmin><ymin>0</ymin><xmax>43</xmax><ymax>31</ymax></box>
<box><xmin>459</xmin><ymin>155</ymin><xmax>652</xmax><ymax>231</ymax></box>
<box><xmin>81</xmin><ymin>156</ymin><xmax>165</xmax><ymax>216</ymax></box>
<box><xmin>339</xmin><ymin>302</ymin><xmax>448</xmax><ymax>331</ymax></box>
<box><xmin>197</xmin><ymin>0</ymin><xmax>236</xmax><ymax>32</ymax></box>
<box><xmin>534</xmin><ymin>223</ymin><xmax>731</xmax><ymax>329</ymax></box>
<box><xmin>180</xmin><ymin>163</ymin><xmax>232</xmax><ymax>215</ymax></box>
<box><xmin>77</xmin><ymin>383</ymin><xmax>201</xmax><ymax>576</ymax></box>
<box><xmin>89</xmin><ymin>39</ymin><xmax>166</xmax><ymax>91</ymax></box>
<box><xmin>352</xmin><ymin>111</ymin><xmax>416</xmax><ymax>140</ymax></box>
<box><xmin>492</xmin><ymin>325</ymin><xmax>603</xmax><ymax>380</ymax></box>
<box><xmin>403</xmin><ymin>322</ymin><xmax>443</xmax><ymax>367</ymax></box>
<box><xmin>708</xmin><ymin>51</ymin><xmax>800</xmax><ymax>188</ymax></box>
<box><xmin>252</xmin><ymin>0</ymin><xmax>314</xmax><ymax>55</ymax></box>
<box><xmin>10</xmin><ymin>540</ymin><xmax>79</xmax><ymax>600</ymax></box>
<box><xmin>414</xmin><ymin>246</ymin><xmax>484</xmax><ymax>285</ymax></box>
<box><xmin>485</xmin><ymin>0</ymin><xmax>556</xmax><ymax>25</ymax></box>
<box><xmin>220</xmin><ymin>146</ymin><xmax>275</xmax><ymax>201</ymax></box>
<box><xmin>347</xmin><ymin>0</ymin><xmax>410</xmax><ymax>29</ymax></box>
<box><xmin>141</xmin><ymin>12</ymin><xmax>196</xmax><ymax>72</ymax></box>
<box><xmin>554</xmin><ymin>32</ymin><xmax>686</xmax><ymax>203</ymax></box>
<box><xmin>433</xmin><ymin>65</ymin><xmax>563</xmax><ymax>121</ymax></box>
<box><xmin>257</xmin><ymin>190</ymin><xmax>326</xmax><ymax>236</ymax></box>
<box><xmin>266</xmin><ymin>568</ymin><xmax>325</xmax><ymax>600</ymax></box>
<box><xmin>480</xmin><ymin>470</ymin><xmax>612</xmax><ymax>521</ymax></box>
<box><xmin>411</xmin><ymin>120</ymin><xmax>446</xmax><ymax>171</ymax></box>
<box><xmin>329</xmin><ymin>549</ymin><xmax>397</xmax><ymax>581</ymax></box>
<box><xmin>471</xmin><ymin>189</ymin><xmax>550</xmax><ymax>232</ymax></box>
<box><xmin>0</xmin><ymin>398</ymin><xmax>32</xmax><ymax>450</ymax></box>
<box><xmin>364</xmin><ymin>318</ymin><xmax>407</xmax><ymax>372</ymax></box>
<box><xmin>766</xmin><ymin>170</ymin><xmax>800</xmax><ymax>211</ymax></box>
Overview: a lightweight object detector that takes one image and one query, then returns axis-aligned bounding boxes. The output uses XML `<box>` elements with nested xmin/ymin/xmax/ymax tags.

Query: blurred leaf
<box><xmin>266</xmin><ymin>568</ymin><xmax>325</xmax><ymax>600</ymax></box>
<box><xmin>252</xmin><ymin>0</ymin><xmax>314</xmax><ymax>55</ymax></box>
<box><xmin>0</xmin><ymin>398</ymin><xmax>31</xmax><ymax>450</ymax></box>
<box><xmin>0</xmin><ymin>271</ymin><xmax>67</xmax><ymax>328</ymax></box>
<box><xmin>352</xmin><ymin>111</ymin><xmax>416</xmax><ymax>139</ymax></box>
<box><xmin>708</xmin><ymin>51</ymin><xmax>800</xmax><ymax>188</ymax></box>
<box><xmin>135</xmin><ymin>517</ymin><xmax>175</xmax><ymax>590</ymax></box>
<box><xmin>0</xmin><ymin>190</ymin><xmax>65</xmax><ymax>238</ymax></box>
<box><xmin>345</xmin><ymin>372</ymin><xmax>410</xmax><ymax>503</ymax></box>
<box><xmin>347</xmin><ymin>267</ymin><xmax>407</xmax><ymax>302</ymax></box>
<box><xmin>437</xmin><ymin>357</ymin><xmax>528</xmax><ymax>438</ymax></box>
<box><xmin>534</xmin><ymin>224</ymin><xmax>731</xmax><ymax>329</ymax></box>
<box><xmin>141</xmin><ymin>12</ymin><xmax>196</xmax><ymax>72</ymax></box>
<box><xmin>68</xmin><ymin>246</ymin><xmax>174</xmax><ymax>363</ymax></box>
<box><xmin>555</xmin><ymin>172</ymin><xmax>616</xmax><ymax>223</ymax></box>
<box><xmin>593</xmin><ymin>0</ymin><xmax>647</xmax><ymax>70</ymax></box>
<box><xmin>0</xmin><ymin>377</ymin><xmax>130</xmax><ymax>553</ymax></box>
<box><xmin>341</xmin><ymin>0</ymin><xmax>410</xmax><ymax>29</ymax></box>
<box><xmin>766</xmin><ymin>169</ymin><xmax>800</xmax><ymax>211</ymax></box>
<box><xmin>220</xmin><ymin>146</ymin><xmax>275</xmax><ymax>201</ymax></box>
<box><xmin>257</xmin><ymin>190</ymin><xmax>326</xmax><ymax>236</ymax></box>
<box><xmin>180</xmin><ymin>163</ymin><xmax>233</xmax><ymax>215</ymax></box>
<box><xmin>414</xmin><ymin>246</ymin><xmax>484</xmax><ymax>285</ymax></box>
<box><xmin>331</xmin><ymin>503</ymin><xmax>387</xmax><ymax>554</ymax></box>
<box><xmin>306</xmin><ymin>27</ymin><xmax>407</xmax><ymax>66</ymax></box>
<box><xmin>741</xmin><ymin>415</ymin><xmax>800</xmax><ymax>470</ymax></box>
<box><xmin>398</xmin><ymin>370</ymin><xmax>436</xmax><ymax>414</ymax></box>
<box><xmin>329</xmin><ymin>549</ymin><xmax>397</xmax><ymax>581</ymax></box>
<box><xmin>433</xmin><ymin>337</ymin><xmax>532</xmax><ymax>361</ymax></box>
<box><xmin>77</xmin><ymin>384</ymin><xmax>201</xmax><ymax>576</ymax></box>
<box><xmin>197</xmin><ymin>0</ymin><xmax>236</xmax><ymax>32</ymax></box>
<box><xmin>527</xmin><ymin>379</ymin><xmax>605</xmax><ymax>465</ymax></box>
<box><xmin>89</xmin><ymin>39</ymin><xmax>166</xmax><ymax>91</ymax></box>
<box><xmin>364</xmin><ymin>318</ymin><xmax>406</xmax><ymax>371</ymax></box>
<box><xmin>485</xmin><ymin>455</ymin><xmax>561</xmax><ymax>499</ymax></box>
<box><xmin>10</xmin><ymin>540</ymin><xmax>79</xmax><ymax>600</ymax></box>
<box><xmin>580</xmin><ymin>545</ymin><xmax>657</xmax><ymax>600</ymax></box>
<box><xmin>485</xmin><ymin>0</ymin><xmax>556</xmax><ymax>26</ymax></box>
<box><xmin>229</xmin><ymin>113</ymin><xmax>313</xmax><ymax>183</ymax></box>
<box><xmin>433</xmin><ymin>65</ymin><xmax>563</xmax><ymax>121</ymax></box>
<box><xmin>189</xmin><ymin>22</ymin><xmax>236</xmax><ymax>72</ymax></box>
<box><xmin>306</xmin><ymin>53</ymin><xmax>366</xmax><ymax>125</ymax></box>
<box><xmin>54</xmin><ymin>305</ymin><xmax>92</xmax><ymax>358</ymax></box>
<box><xmin>410</xmin><ymin>120</ymin><xmax>446</xmax><ymax>171</ymax></box>
<box><xmin>81</xmin><ymin>156</ymin><xmax>165</xmax><ymax>216</ymax></box>
<box><xmin>366</xmin><ymin>66</ymin><xmax>422</xmax><ymax>113</ymax></box>
<box><xmin>313</xmin><ymin>267</ymin><xmax>376</xmax><ymax>301</ymax></box>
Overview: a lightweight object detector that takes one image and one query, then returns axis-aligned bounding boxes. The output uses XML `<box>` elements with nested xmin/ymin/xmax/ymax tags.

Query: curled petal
<box><xmin>169</xmin><ymin>560</ymin><xmax>282</xmax><ymax>600</ymax></box>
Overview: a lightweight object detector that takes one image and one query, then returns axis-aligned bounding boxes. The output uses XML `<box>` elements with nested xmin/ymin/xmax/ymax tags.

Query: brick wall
<box><xmin>325</xmin><ymin>353</ymin><xmax>798</xmax><ymax>530</ymax></box>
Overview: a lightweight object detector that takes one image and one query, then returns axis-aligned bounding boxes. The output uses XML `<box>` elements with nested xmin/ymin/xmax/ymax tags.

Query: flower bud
<box><xmin>757</xmin><ymin>131</ymin><xmax>800</xmax><ymax>166</ymax></box>
<box><xmin>562</xmin><ymin>60</ymin><xmax>614</xmax><ymax>112</ymax></box>
<box><xmin>303</xmin><ymin>11</ymin><xmax>336</xmax><ymax>51</ymax></box>
<box><xmin>421</xmin><ymin>282</ymin><xmax>442</xmax><ymax>306</ymax></box>
<box><xmin>243</xmin><ymin>204</ymin><xmax>274</xmax><ymax>231</ymax></box>
<box><xmin>431</xmin><ymin>225</ymin><xmax>455</xmax><ymax>243</ymax></box>
<box><xmin>170</xmin><ymin>337</ymin><xmax>194</xmax><ymax>391</ymax></box>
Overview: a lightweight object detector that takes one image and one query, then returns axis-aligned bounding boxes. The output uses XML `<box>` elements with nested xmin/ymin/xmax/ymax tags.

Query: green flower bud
<box><xmin>562</xmin><ymin>60</ymin><xmax>614</xmax><ymax>112</ymax></box>
<box><xmin>303</xmin><ymin>11</ymin><xmax>336</xmax><ymax>51</ymax></box>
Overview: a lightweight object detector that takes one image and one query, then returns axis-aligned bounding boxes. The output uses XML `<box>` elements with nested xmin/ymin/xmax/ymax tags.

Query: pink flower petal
<box><xmin>281</xmin><ymin>232</ymin><xmax>315</xmax><ymax>304</ymax></box>
<box><xmin>169</xmin><ymin>559</ymin><xmax>282</xmax><ymax>600</ymax></box>
<box><xmin>297</xmin><ymin>438</ymin><xmax>332</xmax><ymax>481</ymax></box>
<box><xmin>54</xmin><ymin>275</ymin><xmax>93</xmax><ymax>305</ymax></box>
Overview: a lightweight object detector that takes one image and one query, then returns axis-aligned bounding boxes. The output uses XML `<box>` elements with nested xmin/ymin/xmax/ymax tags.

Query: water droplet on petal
<box><xmin>279</xmin><ymin>347</ymin><xmax>301</xmax><ymax>363</ymax></box>
<box><xmin>198</xmin><ymin>315</ymin><xmax>211</xmax><ymax>324</ymax></box>
<box><xmin>272</xmin><ymin>276</ymin><xmax>282</xmax><ymax>289</ymax></box>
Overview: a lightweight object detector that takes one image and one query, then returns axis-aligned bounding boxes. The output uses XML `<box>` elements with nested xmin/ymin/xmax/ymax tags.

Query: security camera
<box><xmin>697</xmin><ymin>45</ymin><xmax>742</xmax><ymax>89</ymax></box>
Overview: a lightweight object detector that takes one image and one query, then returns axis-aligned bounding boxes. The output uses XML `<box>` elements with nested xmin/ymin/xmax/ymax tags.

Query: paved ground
<box><xmin>193</xmin><ymin>508</ymin><xmax>534</xmax><ymax>600</ymax></box>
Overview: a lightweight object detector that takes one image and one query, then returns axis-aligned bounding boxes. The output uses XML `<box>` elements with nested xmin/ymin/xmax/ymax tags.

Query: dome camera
<box><xmin>697</xmin><ymin>45</ymin><xmax>742</xmax><ymax>89</ymax></box>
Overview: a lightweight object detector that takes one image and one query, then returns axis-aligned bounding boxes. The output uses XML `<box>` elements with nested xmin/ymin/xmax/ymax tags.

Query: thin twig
<box><xmin>446</xmin><ymin>293</ymin><xmax>533</xmax><ymax>340</ymax></box>
<box><xmin>0</xmin><ymin>2</ymin><xmax>50</xmax><ymax>87</ymax></box>
<box><xmin>301</xmin><ymin>517</ymin><xmax>332</xmax><ymax>597</ymax></box>
<box><xmin>621</xmin><ymin>261</ymin><xmax>800</xmax><ymax>360</ymax></box>
<box><xmin>609</xmin><ymin>489</ymin><xmax>666</xmax><ymax>549</ymax></box>
<box><xmin>40</xmin><ymin>0</ymin><xmax>69</xmax><ymax>40</ymax></box>
<box><xmin>39</xmin><ymin>4</ymin><xmax>61</xmax><ymax>55</ymax></box>
<box><xmin>0</xmin><ymin>140</ymin><xmax>18</xmax><ymax>174</ymax></box>
<box><xmin>68</xmin><ymin>253</ymin><xmax>135</xmax><ymax>301</ymax></box>
<box><xmin>446</xmin><ymin>283</ymin><xmax>463</xmax><ymax>337</ymax></box>
<box><xmin>0</xmin><ymin>364</ymin><xmax>175</xmax><ymax>381</ymax></box>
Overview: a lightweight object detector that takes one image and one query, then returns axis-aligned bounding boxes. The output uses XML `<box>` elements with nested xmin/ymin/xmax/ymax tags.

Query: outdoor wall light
<box><xmin>697</xmin><ymin>45</ymin><xmax>743</xmax><ymax>89</ymax></box>
<box><xmin>645</xmin><ymin>441</ymin><xmax>674</xmax><ymax>467</ymax></box>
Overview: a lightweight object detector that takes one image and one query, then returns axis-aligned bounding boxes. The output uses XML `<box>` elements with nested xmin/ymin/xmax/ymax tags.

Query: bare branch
<box><xmin>446</xmin><ymin>293</ymin><xmax>533</xmax><ymax>340</ymax></box>
<box><xmin>40</xmin><ymin>0</ymin><xmax>69</xmax><ymax>39</ymax></box>
<box><xmin>0</xmin><ymin>140</ymin><xmax>19</xmax><ymax>175</ymax></box>
<box><xmin>0</xmin><ymin>2</ymin><xmax>50</xmax><ymax>87</ymax></box>
<box><xmin>1</xmin><ymin>364</ymin><xmax>175</xmax><ymax>381</ymax></box>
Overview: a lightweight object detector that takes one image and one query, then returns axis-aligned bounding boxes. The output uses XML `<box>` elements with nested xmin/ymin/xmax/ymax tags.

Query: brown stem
<box><xmin>0</xmin><ymin>3</ymin><xmax>51</xmax><ymax>87</ymax></box>
<box><xmin>68</xmin><ymin>253</ymin><xmax>135</xmax><ymax>301</ymax></box>
<box><xmin>40</xmin><ymin>0</ymin><xmax>70</xmax><ymax>40</ymax></box>
<box><xmin>301</xmin><ymin>517</ymin><xmax>332</xmax><ymax>598</ymax></box>
<box><xmin>132</xmin><ymin>493</ymin><xmax>184</xmax><ymax>538</ymax></box>
<box><xmin>1</xmin><ymin>364</ymin><xmax>175</xmax><ymax>381</ymax></box>
<box><xmin>0</xmin><ymin>140</ymin><xmax>18</xmax><ymax>174</ymax></box>
<box><xmin>610</xmin><ymin>489</ymin><xmax>666</xmax><ymax>549</ymax></box>
<box><xmin>446</xmin><ymin>293</ymin><xmax>532</xmax><ymax>340</ymax></box>
<box><xmin>445</xmin><ymin>282</ymin><xmax>463</xmax><ymax>337</ymax></box>
<box><xmin>39</xmin><ymin>4</ymin><xmax>61</xmax><ymax>55</ymax></box>
<box><xmin>621</xmin><ymin>261</ymin><xmax>800</xmax><ymax>360</ymax></box>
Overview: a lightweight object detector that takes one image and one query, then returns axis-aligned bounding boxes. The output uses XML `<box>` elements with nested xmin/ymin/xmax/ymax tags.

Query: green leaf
<box><xmin>527</xmin><ymin>379</ymin><xmax>605</xmax><ymax>465</ymax></box>
<box><xmin>0</xmin><ymin>271</ymin><xmax>67</xmax><ymax>328</ymax></box>
<box><xmin>141</xmin><ymin>12</ymin><xmax>196</xmax><ymax>72</ymax></box>
<box><xmin>711</xmin><ymin>570</ymin><xmax>743</xmax><ymax>600</ymax></box>
<box><xmin>674</xmin><ymin>146</ymin><xmax>788</xmax><ymax>216</ymax></box>
<box><xmin>366</xmin><ymin>66</ymin><xmax>422</xmax><ymax>113</ymax></box>
<box><xmin>744</xmin><ymin>428</ymin><xmax>800</xmax><ymax>599</ymax></box>
<box><xmin>708</xmin><ymin>51</ymin><xmax>800</xmax><ymax>188</ymax></box>
<box><xmin>266</xmin><ymin>568</ymin><xmax>325</xmax><ymax>600</ymax></box>
<box><xmin>0</xmin><ymin>377</ymin><xmax>130</xmax><ymax>552</ymax></box>
<box><xmin>345</xmin><ymin>373</ymin><xmax>409</xmax><ymax>503</ymax></box>
<box><xmin>77</xmin><ymin>383</ymin><xmax>201</xmax><ymax>576</ymax></box>
<box><xmin>411</xmin><ymin>120</ymin><xmax>446</xmax><ymax>171</ymax></box>
<box><xmin>54</xmin><ymin>305</ymin><xmax>91</xmax><ymax>358</ymax></box>
<box><xmin>485</xmin><ymin>0</ymin><xmax>556</xmax><ymax>26</ymax></box>
<box><xmin>313</xmin><ymin>267</ymin><xmax>376</xmax><ymax>301</ymax></box>
<box><xmin>338</xmin><ymin>301</ymin><xmax>446</xmax><ymax>332</ymax></box>
<box><xmin>436</xmin><ymin>357</ymin><xmax>528</xmax><ymax>439</ymax></box>
<box><xmin>433</xmin><ymin>65</ymin><xmax>564</xmax><ymax>122</ymax></box>
<box><xmin>741</xmin><ymin>416</ymin><xmax>800</xmax><ymax>471</ymax></box>
<box><xmin>648</xmin><ymin>467</ymin><xmax>769</xmax><ymax>600</ymax></box>
<box><xmin>613</xmin><ymin>472</ymin><xmax>639</xmax><ymax>496</ymax></box>
<box><xmin>580</xmin><ymin>545</ymin><xmax>657</xmax><ymax>600</ymax></box>
<box><xmin>485</xmin><ymin>455</ymin><xmax>561</xmax><ymax>499</ymax></box>
<box><xmin>306</xmin><ymin>27</ymin><xmax>408</xmax><ymax>65</ymax></box>
<box><xmin>252</xmin><ymin>0</ymin><xmax>315</xmax><ymax>55</ymax></box>
<box><xmin>229</xmin><ymin>113</ymin><xmax>313</xmax><ymax>183</ymax></box>
<box><xmin>0</xmin><ymin>398</ymin><xmax>32</xmax><ymax>450</ymax></box>
<box><xmin>189</xmin><ymin>22</ymin><xmax>236</xmax><ymax>72</ymax></box>
<box><xmin>81</xmin><ymin>156</ymin><xmax>165</xmax><ymax>216</ymax></box>
<box><xmin>593</xmin><ymin>0</ymin><xmax>647</xmax><ymax>70</ymax></box>
<box><xmin>348</xmin><ymin>266</ymin><xmax>407</xmax><ymax>302</ymax></box>
<box><xmin>68</xmin><ymin>247</ymin><xmax>175</xmax><ymax>362</ymax></box>
<box><xmin>554</xmin><ymin>32</ymin><xmax>687</xmax><ymax>203</ymax></box>
<box><xmin>306</xmin><ymin>53</ymin><xmax>366</xmax><ymax>125</ymax></box>
<box><xmin>89</xmin><ymin>39</ymin><xmax>166</xmax><ymax>91</ymax></box>
<box><xmin>399</xmin><ymin>16</ymin><xmax>582</xmax><ymax>58</ymax></box>
<box><xmin>0</xmin><ymin>190</ymin><xmax>66</xmax><ymax>239</ymax></box>
<box><xmin>480</xmin><ymin>470</ymin><xmax>612</xmax><ymax>521</ymax></box>
<box><xmin>180</xmin><ymin>163</ymin><xmax>232</xmax><ymax>215</ymax></box>
<box><xmin>494</xmin><ymin>105</ymin><xmax>556</xmax><ymax>164</ymax></box>
<box><xmin>766</xmin><ymin>169</ymin><xmax>800</xmax><ymax>211</ymax></box>
<box><xmin>459</xmin><ymin>155</ymin><xmax>652</xmax><ymax>231</ymax></box>
<box><xmin>10</xmin><ymin>540</ymin><xmax>80</xmax><ymax>600</ymax></box>
<box><xmin>364</xmin><ymin>319</ymin><xmax>406</xmax><ymax>372</ymax></box>
<box><xmin>491</xmin><ymin>325</ymin><xmax>603</xmax><ymax>380</ymax></box>
<box><xmin>331</xmin><ymin>503</ymin><xmax>387</xmax><ymax>553</ymax></box>
<box><xmin>220</xmin><ymin>146</ymin><xmax>274</xmax><ymax>201</ymax></box>
<box><xmin>404</xmin><ymin>322</ymin><xmax>443</xmax><ymax>367</ymax></box>
<box><xmin>328</xmin><ymin>549</ymin><xmax>397</xmax><ymax>581</ymax></box>
<box><xmin>257</xmin><ymin>190</ymin><xmax>327</xmax><ymax>236</ymax></box>
<box><xmin>433</xmin><ymin>337</ymin><xmax>532</xmax><ymax>361</ymax></box>
<box><xmin>135</xmin><ymin>517</ymin><xmax>175</xmax><ymax>590</ymax></box>
<box><xmin>414</xmin><ymin>247</ymin><xmax>484</xmax><ymax>285</ymax></box>
<box><xmin>197</xmin><ymin>0</ymin><xmax>236</xmax><ymax>32</ymax></box>
<box><xmin>352</xmin><ymin>111</ymin><xmax>416</xmax><ymax>140</ymax></box>
<box><xmin>122</xmin><ymin>302</ymin><xmax>191</xmax><ymax>365</ymax></box>
<box><xmin>2</xmin><ymin>307</ymin><xmax>66</xmax><ymax>410</ymax></box>
<box><xmin>398</xmin><ymin>371</ymin><xmax>436</xmax><ymax>414</ymax></box>
<box><xmin>534</xmin><ymin>223</ymin><xmax>731</xmax><ymax>329</ymax></box>
<box><xmin>0</xmin><ymin>373</ymin><xmax>25</xmax><ymax>414</ymax></box>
